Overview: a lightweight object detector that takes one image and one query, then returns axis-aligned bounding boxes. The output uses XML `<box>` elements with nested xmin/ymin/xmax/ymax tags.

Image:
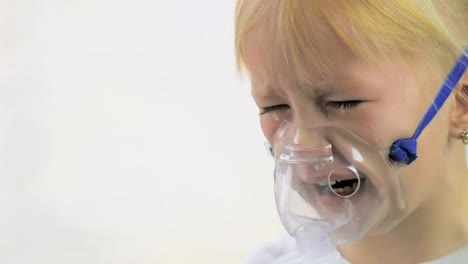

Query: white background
<box><xmin>0</xmin><ymin>1</ymin><xmax>284</xmax><ymax>263</ymax></box>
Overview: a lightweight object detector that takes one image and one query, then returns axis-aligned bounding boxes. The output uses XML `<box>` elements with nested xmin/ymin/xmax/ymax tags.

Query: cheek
<box><xmin>398</xmin><ymin>107</ymin><xmax>452</xmax><ymax>211</ymax></box>
<box><xmin>260</xmin><ymin>111</ymin><xmax>293</xmax><ymax>143</ymax></box>
<box><xmin>346</xmin><ymin>99</ymin><xmax>423</xmax><ymax>151</ymax></box>
<box><xmin>260</xmin><ymin>115</ymin><xmax>280</xmax><ymax>143</ymax></box>
<box><xmin>339</xmin><ymin>109</ymin><xmax>400</xmax><ymax>151</ymax></box>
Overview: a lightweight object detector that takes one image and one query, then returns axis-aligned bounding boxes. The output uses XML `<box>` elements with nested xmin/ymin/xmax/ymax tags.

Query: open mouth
<box><xmin>316</xmin><ymin>176</ymin><xmax>367</xmax><ymax>196</ymax></box>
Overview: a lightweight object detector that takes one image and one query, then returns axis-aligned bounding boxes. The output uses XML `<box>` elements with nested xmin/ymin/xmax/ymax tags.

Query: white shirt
<box><xmin>244</xmin><ymin>235</ymin><xmax>468</xmax><ymax>264</ymax></box>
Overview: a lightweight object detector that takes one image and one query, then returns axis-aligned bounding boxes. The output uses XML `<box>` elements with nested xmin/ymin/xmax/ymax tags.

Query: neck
<box><xmin>339</xmin><ymin>146</ymin><xmax>468</xmax><ymax>264</ymax></box>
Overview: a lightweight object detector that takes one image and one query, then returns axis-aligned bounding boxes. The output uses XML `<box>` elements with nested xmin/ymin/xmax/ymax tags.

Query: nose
<box><xmin>293</xmin><ymin>128</ymin><xmax>328</xmax><ymax>146</ymax></box>
<box><xmin>292</xmin><ymin>105</ymin><xmax>335</xmax><ymax>146</ymax></box>
<box><xmin>291</xmin><ymin>102</ymin><xmax>328</xmax><ymax>131</ymax></box>
<box><xmin>281</xmin><ymin>143</ymin><xmax>334</xmax><ymax>184</ymax></box>
<box><xmin>276</xmin><ymin>112</ymin><xmax>335</xmax><ymax>184</ymax></box>
<box><xmin>279</xmin><ymin>127</ymin><xmax>335</xmax><ymax>177</ymax></box>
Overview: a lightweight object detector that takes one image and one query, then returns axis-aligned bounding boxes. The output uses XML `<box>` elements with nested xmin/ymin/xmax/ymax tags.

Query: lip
<box><xmin>312</xmin><ymin>180</ymin><xmax>367</xmax><ymax>214</ymax></box>
<box><xmin>295</xmin><ymin>163</ymin><xmax>362</xmax><ymax>185</ymax></box>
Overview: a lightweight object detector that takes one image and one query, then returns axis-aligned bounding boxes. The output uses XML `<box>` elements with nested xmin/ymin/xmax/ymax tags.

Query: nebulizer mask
<box><xmin>266</xmin><ymin>49</ymin><xmax>468</xmax><ymax>263</ymax></box>
<box><xmin>271</xmin><ymin>123</ymin><xmax>406</xmax><ymax>263</ymax></box>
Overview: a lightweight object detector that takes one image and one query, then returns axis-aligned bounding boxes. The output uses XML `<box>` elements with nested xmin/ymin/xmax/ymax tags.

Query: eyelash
<box><xmin>325</xmin><ymin>100</ymin><xmax>362</xmax><ymax>110</ymax></box>
<box><xmin>260</xmin><ymin>101</ymin><xmax>362</xmax><ymax>115</ymax></box>
<box><xmin>260</xmin><ymin>104</ymin><xmax>290</xmax><ymax>115</ymax></box>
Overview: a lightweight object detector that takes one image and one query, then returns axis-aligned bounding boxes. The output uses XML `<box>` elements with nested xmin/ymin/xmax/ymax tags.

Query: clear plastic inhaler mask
<box><xmin>266</xmin><ymin>49</ymin><xmax>468</xmax><ymax>260</ymax></box>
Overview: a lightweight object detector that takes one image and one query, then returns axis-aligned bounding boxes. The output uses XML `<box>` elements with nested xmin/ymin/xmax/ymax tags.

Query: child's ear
<box><xmin>450</xmin><ymin>72</ymin><xmax>468</xmax><ymax>138</ymax></box>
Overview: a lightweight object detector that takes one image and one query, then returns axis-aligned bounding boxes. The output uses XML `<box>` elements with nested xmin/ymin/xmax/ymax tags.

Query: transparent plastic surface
<box><xmin>272</xmin><ymin>122</ymin><xmax>407</xmax><ymax>252</ymax></box>
<box><xmin>272</xmin><ymin>248</ymin><xmax>345</xmax><ymax>264</ymax></box>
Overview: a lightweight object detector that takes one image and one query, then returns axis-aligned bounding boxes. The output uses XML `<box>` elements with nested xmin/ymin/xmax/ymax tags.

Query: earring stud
<box><xmin>461</xmin><ymin>129</ymin><xmax>468</xmax><ymax>145</ymax></box>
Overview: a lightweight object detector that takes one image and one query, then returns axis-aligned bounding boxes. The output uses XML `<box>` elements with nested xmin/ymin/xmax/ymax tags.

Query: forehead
<box><xmin>242</xmin><ymin>16</ymin><xmax>367</xmax><ymax>99</ymax></box>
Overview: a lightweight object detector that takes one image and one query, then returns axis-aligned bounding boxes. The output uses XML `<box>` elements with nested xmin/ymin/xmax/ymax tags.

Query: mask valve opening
<box><xmin>328</xmin><ymin>167</ymin><xmax>362</xmax><ymax>198</ymax></box>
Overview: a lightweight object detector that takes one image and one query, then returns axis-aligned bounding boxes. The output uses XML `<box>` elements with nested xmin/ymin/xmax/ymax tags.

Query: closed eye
<box><xmin>325</xmin><ymin>100</ymin><xmax>363</xmax><ymax>110</ymax></box>
<box><xmin>260</xmin><ymin>104</ymin><xmax>290</xmax><ymax>115</ymax></box>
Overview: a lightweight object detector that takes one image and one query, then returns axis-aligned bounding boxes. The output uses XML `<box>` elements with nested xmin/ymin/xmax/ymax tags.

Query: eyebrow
<box><xmin>297</xmin><ymin>81</ymin><xmax>333</xmax><ymax>97</ymax></box>
<box><xmin>251</xmin><ymin>83</ymin><xmax>285</xmax><ymax>101</ymax></box>
<box><xmin>299</xmin><ymin>75</ymin><xmax>370</xmax><ymax>97</ymax></box>
<box><xmin>252</xmin><ymin>74</ymin><xmax>365</xmax><ymax>102</ymax></box>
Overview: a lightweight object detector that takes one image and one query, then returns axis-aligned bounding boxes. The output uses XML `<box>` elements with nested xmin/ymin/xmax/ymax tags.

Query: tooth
<box><xmin>334</xmin><ymin>188</ymin><xmax>343</xmax><ymax>193</ymax></box>
<box><xmin>318</xmin><ymin>182</ymin><xmax>327</xmax><ymax>187</ymax></box>
<box><xmin>352</xmin><ymin>182</ymin><xmax>358</xmax><ymax>191</ymax></box>
<box><xmin>330</xmin><ymin>180</ymin><xmax>337</xmax><ymax>185</ymax></box>
<box><xmin>343</xmin><ymin>186</ymin><xmax>352</xmax><ymax>194</ymax></box>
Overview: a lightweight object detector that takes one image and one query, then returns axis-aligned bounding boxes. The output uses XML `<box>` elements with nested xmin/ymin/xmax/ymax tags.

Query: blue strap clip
<box><xmin>389</xmin><ymin>48</ymin><xmax>468</xmax><ymax>165</ymax></box>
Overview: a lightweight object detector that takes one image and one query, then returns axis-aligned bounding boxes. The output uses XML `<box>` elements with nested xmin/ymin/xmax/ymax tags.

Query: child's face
<box><xmin>243</xmin><ymin>19</ymin><xmax>457</xmax><ymax>225</ymax></box>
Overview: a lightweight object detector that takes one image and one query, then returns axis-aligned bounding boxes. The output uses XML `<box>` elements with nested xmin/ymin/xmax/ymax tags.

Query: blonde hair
<box><xmin>235</xmin><ymin>0</ymin><xmax>468</xmax><ymax>95</ymax></box>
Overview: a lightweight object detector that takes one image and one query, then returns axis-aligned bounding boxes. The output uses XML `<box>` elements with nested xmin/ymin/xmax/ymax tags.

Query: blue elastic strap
<box><xmin>389</xmin><ymin>48</ymin><xmax>468</xmax><ymax>165</ymax></box>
